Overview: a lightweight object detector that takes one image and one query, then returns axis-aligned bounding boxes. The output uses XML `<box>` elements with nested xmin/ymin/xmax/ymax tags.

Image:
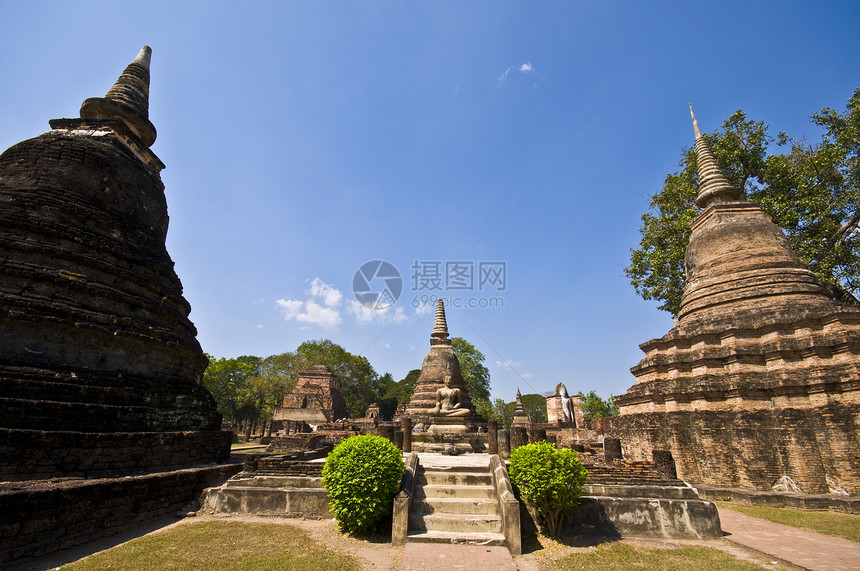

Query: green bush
<box><xmin>322</xmin><ymin>434</ymin><xmax>405</xmax><ymax>533</ymax></box>
<box><xmin>509</xmin><ymin>441</ymin><xmax>588</xmax><ymax>536</ymax></box>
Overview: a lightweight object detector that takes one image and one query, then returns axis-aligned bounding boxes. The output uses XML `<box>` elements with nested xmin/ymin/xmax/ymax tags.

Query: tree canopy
<box><xmin>451</xmin><ymin>336</ymin><xmax>491</xmax><ymax>402</ymax></box>
<box><xmin>204</xmin><ymin>339</ymin><xmax>392</xmax><ymax>424</ymax></box>
<box><xmin>626</xmin><ymin>90</ymin><xmax>860</xmax><ymax>316</ymax></box>
<box><xmin>383</xmin><ymin>369</ymin><xmax>420</xmax><ymax>405</ymax></box>
<box><xmin>577</xmin><ymin>390</ymin><xmax>619</xmax><ymax>420</ymax></box>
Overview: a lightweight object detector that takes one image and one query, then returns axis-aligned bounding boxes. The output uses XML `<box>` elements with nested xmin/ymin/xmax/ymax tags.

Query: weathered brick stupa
<box><xmin>609</xmin><ymin>107</ymin><xmax>860</xmax><ymax>495</ymax></box>
<box><xmin>0</xmin><ymin>46</ymin><xmax>231</xmax><ymax>481</ymax></box>
<box><xmin>405</xmin><ymin>300</ymin><xmax>485</xmax><ymax>452</ymax></box>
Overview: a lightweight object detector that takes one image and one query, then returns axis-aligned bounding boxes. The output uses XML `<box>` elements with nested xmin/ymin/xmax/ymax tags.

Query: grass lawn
<box><xmin>716</xmin><ymin>501</ymin><xmax>860</xmax><ymax>543</ymax></box>
<box><xmin>548</xmin><ymin>543</ymin><xmax>766</xmax><ymax>570</ymax></box>
<box><xmin>61</xmin><ymin>521</ymin><xmax>359</xmax><ymax>571</ymax></box>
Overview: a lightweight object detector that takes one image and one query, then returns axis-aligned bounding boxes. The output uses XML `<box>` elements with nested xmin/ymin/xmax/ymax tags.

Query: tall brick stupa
<box><xmin>405</xmin><ymin>300</ymin><xmax>483</xmax><ymax>445</ymax></box>
<box><xmin>0</xmin><ymin>46</ymin><xmax>231</xmax><ymax>481</ymax></box>
<box><xmin>609</xmin><ymin>107</ymin><xmax>860</xmax><ymax>495</ymax></box>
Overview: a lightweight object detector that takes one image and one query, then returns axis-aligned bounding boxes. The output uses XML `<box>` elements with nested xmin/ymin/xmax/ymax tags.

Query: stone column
<box><xmin>604</xmin><ymin>437</ymin><xmax>623</xmax><ymax>462</ymax></box>
<box><xmin>401</xmin><ymin>417</ymin><xmax>412</xmax><ymax>453</ymax></box>
<box><xmin>497</xmin><ymin>428</ymin><xmax>510</xmax><ymax>459</ymax></box>
<box><xmin>510</xmin><ymin>426</ymin><xmax>528</xmax><ymax>451</ymax></box>
<box><xmin>527</xmin><ymin>428</ymin><xmax>546</xmax><ymax>444</ymax></box>
<box><xmin>378</xmin><ymin>425</ymin><xmax>395</xmax><ymax>443</ymax></box>
<box><xmin>393</xmin><ymin>430</ymin><xmax>404</xmax><ymax>450</ymax></box>
<box><xmin>487</xmin><ymin>420</ymin><xmax>499</xmax><ymax>455</ymax></box>
<box><xmin>652</xmin><ymin>449</ymin><xmax>677</xmax><ymax>480</ymax></box>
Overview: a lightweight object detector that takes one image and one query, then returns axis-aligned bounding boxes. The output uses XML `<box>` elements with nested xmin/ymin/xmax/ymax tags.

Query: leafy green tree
<box><xmin>577</xmin><ymin>390</ymin><xmax>619</xmax><ymax>420</ymax></box>
<box><xmin>626</xmin><ymin>90</ymin><xmax>860</xmax><ymax>316</ymax></box>
<box><xmin>509</xmin><ymin>442</ymin><xmax>588</xmax><ymax>537</ymax></box>
<box><xmin>451</xmin><ymin>337</ymin><xmax>491</xmax><ymax>402</ymax></box>
<box><xmin>474</xmin><ymin>397</ymin><xmax>515</xmax><ymax>429</ymax></box>
<box><xmin>520</xmin><ymin>393</ymin><xmax>548</xmax><ymax>423</ymax></box>
<box><xmin>201</xmin><ymin>354</ymin><xmax>261</xmax><ymax>421</ymax></box>
<box><xmin>383</xmin><ymin>369</ymin><xmax>420</xmax><ymax>405</ymax></box>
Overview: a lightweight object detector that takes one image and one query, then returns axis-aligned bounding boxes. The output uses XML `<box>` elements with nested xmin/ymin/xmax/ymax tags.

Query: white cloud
<box><xmin>407</xmin><ymin>344</ymin><xmax>416</xmax><ymax>351</ymax></box>
<box><xmin>519</xmin><ymin>62</ymin><xmax>533</xmax><ymax>73</ymax></box>
<box><xmin>276</xmin><ymin>278</ymin><xmax>344</xmax><ymax>329</ymax></box>
<box><xmin>413</xmin><ymin>303</ymin><xmax>433</xmax><ymax>315</ymax></box>
<box><xmin>384</xmin><ymin>342</ymin><xmax>391</xmax><ymax>349</ymax></box>
<box><xmin>496</xmin><ymin>359</ymin><xmax>521</xmax><ymax>369</ymax></box>
<box><xmin>497</xmin><ymin>66</ymin><xmax>512</xmax><ymax>83</ymax></box>
<box><xmin>309</xmin><ymin>277</ymin><xmax>342</xmax><ymax>307</ymax></box>
<box><xmin>347</xmin><ymin>301</ymin><xmax>407</xmax><ymax>325</ymax></box>
<box><xmin>256</xmin><ymin>324</ymin><xmax>263</xmax><ymax>329</ymax></box>
<box><xmin>521</xmin><ymin>372</ymin><xmax>533</xmax><ymax>379</ymax></box>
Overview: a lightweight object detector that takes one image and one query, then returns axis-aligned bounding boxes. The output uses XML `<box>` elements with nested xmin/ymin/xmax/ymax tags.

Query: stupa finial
<box><xmin>516</xmin><ymin>388</ymin><xmax>522</xmax><ymax>401</ymax></box>
<box><xmin>430</xmin><ymin>299</ymin><xmax>450</xmax><ymax>344</ymax></box>
<box><xmin>689</xmin><ymin>103</ymin><xmax>703</xmax><ymax>139</ymax></box>
<box><xmin>689</xmin><ymin>105</ymin><xmax>740</xmax><ymax>208</ymax></box>
<box><xmin>80</xmin><ymin>45</ymin><xmax>157</xmax><ymax>147</ymax></box>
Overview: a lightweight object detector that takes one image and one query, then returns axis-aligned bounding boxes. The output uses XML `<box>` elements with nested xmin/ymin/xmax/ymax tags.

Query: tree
<box><xmin>474</xmin><ymin>397</ymin><xmax>515</xmax><ymax>429</ymax></box>
<box><xmin>451</xmin><ymin>336</ymin><xmax>491</xmax><ymax>402</ymax></box>
<box><xmin>383</xmin><ymin>369</ymin><xmax>420</xmax><ymax>405</ymax></box>
<box><xmin>626</xmin><ymin>90</ymin><xmax>860</xmax><ymax>316</ymax></box>
<box><xmin>577</xmin><ymin>390</ymin><xmax>619</xmax><ymax>420</ymax></box>
<box><xmin>520</xmin><ymin>393</ymin><xmax>548</xmax><ymax>423</ymax></box>
<box><xmin>201</xmin><ymin>354</ymin><xmax>261</xmax><ymax>421</ymax></box>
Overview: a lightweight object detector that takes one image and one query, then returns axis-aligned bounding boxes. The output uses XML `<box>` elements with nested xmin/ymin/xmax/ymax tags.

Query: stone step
<box><xmin>224</xmin><ymin>475</ymin><xmax>323</xmax><ymax>489</ymax></box>
<box><xmin>409</xmin><ymin>512</ymin><xmax>502</xmax><ymax>533</ymax></box>
<box><xmin>415</xmin><ymin>484</ymin><xmax>496</xmax><ymax>500</ymax></box>
<box><xmin>418</xmin><ymin>471</ymin><xmax>493</xmax><ymax>486</ymax></box>
<box><xmin>412</xmin><ymin>498</ymin><xmax>499</xmax><ymax>516</ymax></box>
<box><xmin>405</xmin><ymin>530</ymin><xmax>507</xmax><ymax>546</ymax></box>
<box><xmin>583</xmin><ymin>483</ymin><xmax>699</xmax><ymax>500</ymax></box>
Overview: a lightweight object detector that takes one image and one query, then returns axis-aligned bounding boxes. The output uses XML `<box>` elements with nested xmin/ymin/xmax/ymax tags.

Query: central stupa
<box><xmin>405</xmin><ymin>300</ymin><xmax>484</xmax><ymax>451</ymax></box>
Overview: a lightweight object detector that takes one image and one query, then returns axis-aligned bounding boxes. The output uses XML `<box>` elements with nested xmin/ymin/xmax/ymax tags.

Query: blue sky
<box><xmin>2</xmin><ymin>1</ymin><xmax>858</xmax><ymax>402</ymax></box>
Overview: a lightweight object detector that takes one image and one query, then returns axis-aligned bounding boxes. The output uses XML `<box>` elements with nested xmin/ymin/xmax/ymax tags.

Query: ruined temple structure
<box><xmin>546</xmin><ymin>382</ymin><xmax>585</xmax><ymax>428</ymax></box>
<box><xmin>272</xmin><ymin>364</ymin><xmax>348</xmax><ymax>428</ymax></box>
<box><xmin>0</xmin><ymin>47</ymin><xmax>235</xmax><ymax>563</ymax></box>
<box><xmin>609</xmin><ymin>107</ymin><xmax>860</xmax><ymax>495</ymax></box>
<box><xmin>404</xmin><ymin>300</ymin><xmax>485</xmax><ymax>452</ymax></box>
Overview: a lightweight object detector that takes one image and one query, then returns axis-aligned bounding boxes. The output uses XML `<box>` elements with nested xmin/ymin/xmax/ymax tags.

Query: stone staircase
<box><xmin>406</xmin><ymin>463</ymin><xmax>506</xmax><ymax>545</ymax></box>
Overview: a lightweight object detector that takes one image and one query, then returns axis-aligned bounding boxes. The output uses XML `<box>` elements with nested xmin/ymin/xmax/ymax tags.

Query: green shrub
<box><xmin>322</xmin><ymin>434</ymin><xmax>405</xmax><ymax>533</ymax></box>
<box><xmin>509</xmin><ymin>441</ymin><xmax>588</xmax><ymax>536</ymax></box>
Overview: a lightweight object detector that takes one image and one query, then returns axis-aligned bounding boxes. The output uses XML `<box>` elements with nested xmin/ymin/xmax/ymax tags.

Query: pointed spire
<box><xmin>80</xmin><ymin>46</ymin><xmax>157</xmax><ymax>147</ymax></box>
<box><xmin>516</xmin><ymin>388</ymin><xmax>522</xmax><ymax>402</ymax></box>
<box><xmin>689</xmin><ymin>104</ymin><xmax>740</xmax><ymax>208</ymax></box>
<box><xmin>430</xmin><ymin>299</ymin><xmax>450</xmax><ymax>345</ymax></box>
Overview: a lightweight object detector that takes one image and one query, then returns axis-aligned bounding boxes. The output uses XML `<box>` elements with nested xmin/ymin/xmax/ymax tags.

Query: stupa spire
<box><xmin>430</xmin><ymin>299</ymin><xmax>450</xmax><ymax>345</ymax></box>
<box><xmin>80</xmin><ymin>45</ymin><xmax>157</xmax><ymax>147</ymax></box>
<box><xmin>689</xmin><ymin>104</ymin><xmax>740</xmax><ymax>208</ymax></box>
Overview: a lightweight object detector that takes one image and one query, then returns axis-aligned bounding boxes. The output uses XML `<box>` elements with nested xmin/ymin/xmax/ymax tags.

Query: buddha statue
<box><xmin>431</xmin><ymin>373</ymin><xmax>470</xmax><ymax>417</ymax></box>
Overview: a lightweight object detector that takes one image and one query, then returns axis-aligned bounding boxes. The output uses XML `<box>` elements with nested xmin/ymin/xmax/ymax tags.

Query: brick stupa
<box><xmin>405</xmin><ymin>300</ymin><xmax>482</xmax><ymax>442</ymax></box>
<box><xmin>610</xmin><ymin>107</ymin><xmax>860</xmax><ymax>495</ymax></box>
<box><xmin>0</xmin><ymin>46</ymin><xmax>231</xmax><ymax>481</ymax></box>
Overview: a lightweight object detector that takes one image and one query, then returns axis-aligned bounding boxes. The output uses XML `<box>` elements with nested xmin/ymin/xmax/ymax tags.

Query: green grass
<box><xmin>62</xmin><ymin>521</ymin><xmax>359</xmax><ymax>571</ymax></box>
<box><xmin>716</xmin><ymin>501</ymin><xmax>860</xmax><ymax>543</ymax></box>
<box><xmin>549</xmin><ymin>543</ymin><xmax>766</xmax><ymax>571</ymax></box>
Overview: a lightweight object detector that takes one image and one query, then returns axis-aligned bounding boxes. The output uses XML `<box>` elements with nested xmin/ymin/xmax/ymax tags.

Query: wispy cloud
<box><xmin>276</xmin><ymin>277</ymin><xmax>343</xmax><ymax>329</ymax></box>
<box><xmin>498</xmin><ymin>62</ymin><xmax>535</xmax><ymax>85</ymax></box>
<box><xmin>497</xmin><ymin>65</ymin><xmax>513</xmax><ymax>83</ymax></box>
<box><xmin>519</xmin><ymin>62</ymin><xmax>534</xmax><ymax>73</ymax></box>
<box><xmin>347</xmin><ymin>300</ymin><xmax>408</xmax><ymax>325</ymax></box>
<box><xmin>496</xmin><ymin>359</ymin><xmax>521</xmax><ymax>368</ymax></box>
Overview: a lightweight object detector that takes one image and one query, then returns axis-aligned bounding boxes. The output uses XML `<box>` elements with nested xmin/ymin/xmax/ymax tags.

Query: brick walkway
<box><xmin>718</xmin><ymin>506</ymin><xmax>860</xmax><ymax>571</ymax></box>
<box><xmin>399</xmin><ymin>543</ymin><xmax>517</xmax><ymax>570</ymax></box>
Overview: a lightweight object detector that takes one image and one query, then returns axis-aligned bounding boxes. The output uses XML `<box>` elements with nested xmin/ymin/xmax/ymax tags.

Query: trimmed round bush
<box><xmin>509</xmin><ymin>441</ymin><xmax>588</xmax><ymax>536</ymax></box>
<box><xmin>322</xmin><ymin>434</ymin><xmax>405</xmax><ymax>533</ymax></box>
